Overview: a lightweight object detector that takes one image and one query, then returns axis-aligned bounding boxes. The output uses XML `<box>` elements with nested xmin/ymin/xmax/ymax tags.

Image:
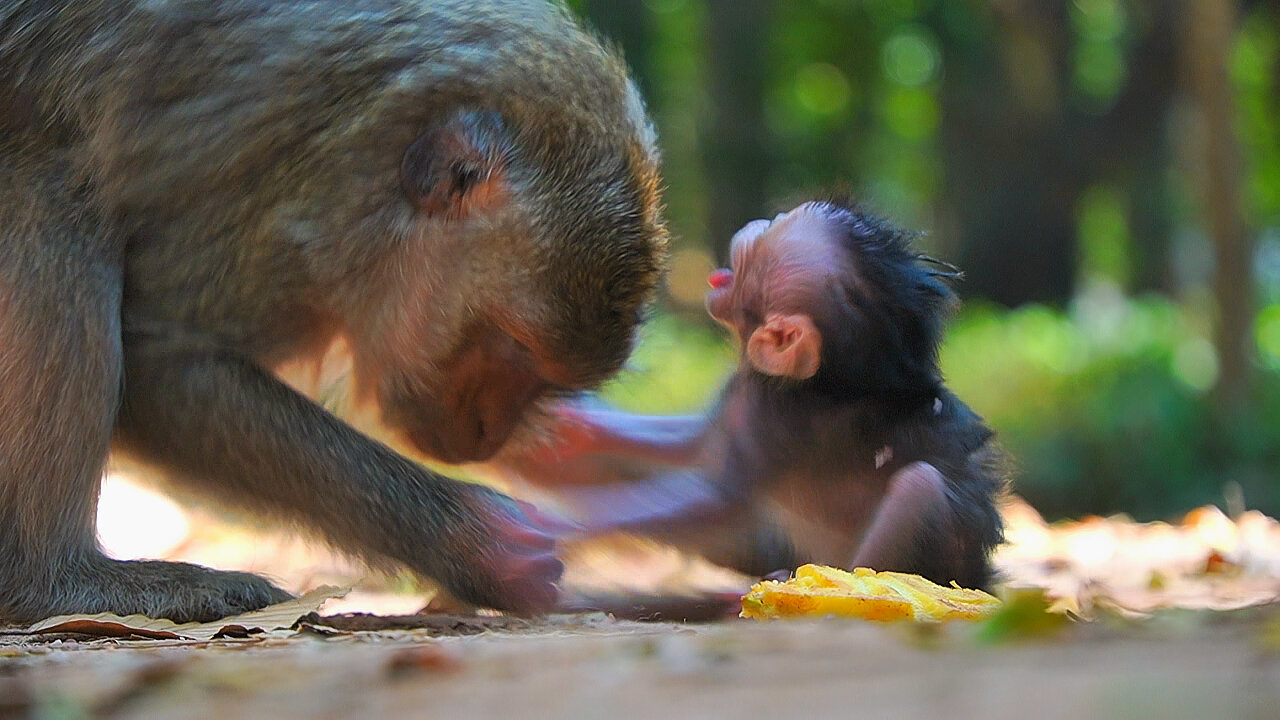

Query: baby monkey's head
<box><xmin>706</xmin><ymin>200</ymin><xmax>959</xmax><ymax>401</ymax></box>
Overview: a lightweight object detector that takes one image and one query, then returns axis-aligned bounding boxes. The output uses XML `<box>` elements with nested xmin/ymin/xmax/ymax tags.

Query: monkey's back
<box><xmin>1</xmin><ymin>0</ymin><xmax>661</xmax><ymax>357</ymax></box>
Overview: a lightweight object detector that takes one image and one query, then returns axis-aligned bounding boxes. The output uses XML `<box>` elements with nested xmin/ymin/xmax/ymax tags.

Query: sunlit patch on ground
<box><xmin>94</xmin><ymin>474</ymin><xmax>1280</xmax><ymax>616</ymax></box>
<box><xmin>0</xmin><ymin>473</ymin><xmax>1270</xmax><ymax>720</ymax></box>
<box><xmin>96</xmin><ymin>474</ymin><xmax>431</xmax><ymax>616</ymax></box>
<box><xmin>996</xmin><ymin>498</ymin><xmax>1280</xmax><ymax>614</ymax></box>
<box><xmin>97</xmin><ymin>474</ymin><xmax>191</xmax><ymax>562</ymax></box>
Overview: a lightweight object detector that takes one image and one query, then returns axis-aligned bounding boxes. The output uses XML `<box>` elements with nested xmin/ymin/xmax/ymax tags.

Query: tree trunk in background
<box><xmin>579</xmin><ymin>0</ymin><xmax>657</xmax><ymax>100</ymax></box>
<box><xmin>1104</xmin><ymin>3</ymin><xmax>1181</xmax><ymax>295</ymax></box>
<box><xmin>933</xmin><ymin>0</ymin><xmax>1182</xmax><ymax>307</ymax></box>
<box><xmin>935</xmin><ymin>1</ymin><xmax>1080</xmax><ymax>307</ymax></box>
<box><xmin>938</xmin><ymin>147</ymin><xmax>1080</xmax><ymax>307</ymax></box>
<box><xmin>702</xmin><ymin>0</ymin><xmax>772</xmax><ymax>264</ymax></box>
<box><xmin>1183</xmin><ymin>0</ymin><xmax>1254</xmax><ymax>410</ymax></box>
<box><xmin>1126</xmin><ymin>135</ymin><xmax>1176</xmax><ymax>294</ymax></box>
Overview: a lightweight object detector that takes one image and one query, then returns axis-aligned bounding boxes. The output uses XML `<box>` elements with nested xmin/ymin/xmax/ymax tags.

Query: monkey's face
<box><xmin>383</xmin><ymin>321</ymin><xmax>564</xmax><ymax>465</ymax></box>
<box><xmin>716</xmin><ymin>199</ymin><xmax>953</xmax><ymax>401</ymax></box>
<box><xmin>706</xmin><ymin>204</ymin><xmax>841</xmax><ymax>380</ymax></box>
<box><xmin>364</xmin><ymin>109</ymin><xmax>666</xmax><ymax>465</ymax></box>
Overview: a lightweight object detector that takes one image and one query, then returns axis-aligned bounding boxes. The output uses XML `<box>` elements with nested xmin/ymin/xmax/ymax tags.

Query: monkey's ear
<box><xmin>746</xmin><ymin>313</ymin><xmax>822</xmax><ymax>380</ymax></box>
<box><xmin>401</xmin><ymin>109</ymin><xmax>511</xmax><ymax>220</ymax></box>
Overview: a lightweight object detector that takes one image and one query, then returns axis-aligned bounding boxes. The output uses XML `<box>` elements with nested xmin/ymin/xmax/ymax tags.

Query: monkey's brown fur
<box><xmin>0</xmin><ymin>0</ymin><xmax>667</xmax><ymax>624</ymax></box>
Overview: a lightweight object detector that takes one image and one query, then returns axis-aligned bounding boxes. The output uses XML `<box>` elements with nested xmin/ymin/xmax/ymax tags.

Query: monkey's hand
<box><xmin>432</xmin><ymin>484</ymin><xmax>574</xmax><ymax>616</ymax></box>
<box><xmin>113</xmin><ymin>346</ymin><xmax>574</xmax><ymax>618</ymax></box>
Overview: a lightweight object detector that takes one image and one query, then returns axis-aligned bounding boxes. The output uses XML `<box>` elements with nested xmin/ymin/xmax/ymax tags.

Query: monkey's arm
<box><xmin>489</xmin><ymin>401</ymin><xmax>712</xmax><ymax>488</ymax></box>
<box><xmin>556</xmin><ymin>468</ymin><xmax>740</xmax><ymax>532</ymax></box>
<box><xmin>114</xmin><ymin>341</ymin><xmax>565</xmax><ymax>615</ymax></box>
<box><xmin>552</xmin><ymin>404</ymin><xmax>710</xmax><ymax>464</ymax></box>
<box><xmin>550</xmin><ymin>445</ymin><xmax>802</xmax><ymax>578</ymax></box>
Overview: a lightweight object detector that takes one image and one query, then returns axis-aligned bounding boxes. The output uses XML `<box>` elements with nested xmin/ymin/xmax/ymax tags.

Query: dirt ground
<box><xmin>3</xmin><ymin>490</ymin><xmax>1280</xmax><ymax>719</ymax></box>
<box><xmin>3</xmin><ymin>609</ymin><xmax>1278</xmax><ymax>720</ymax></box>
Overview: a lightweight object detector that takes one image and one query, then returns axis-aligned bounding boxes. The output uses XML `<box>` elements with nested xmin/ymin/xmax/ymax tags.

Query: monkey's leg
<box><xmin>0</xmin><ymin>153</ymin><xmax>287</xmax><ymax>625</ymax></box>
<box><xmin>114</xmin><ymin>348</ymin><xmax>564</xmax><ymax>615</ymax></box>
<box><xmin>850</xmin><ymin>462</ymin><xmax>959</xmax><ymax>579</ymax></box>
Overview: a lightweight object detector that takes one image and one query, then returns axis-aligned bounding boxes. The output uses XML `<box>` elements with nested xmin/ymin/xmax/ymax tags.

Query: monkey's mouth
<box><xmin>708</xmin><ymin>268</ymin><xmax>734</xmax><ymax>290</ymax></box>
<box><xmin>705</xmin><ymin>268</ymin><xmax>734</xmax><ymax>324</ymax></box>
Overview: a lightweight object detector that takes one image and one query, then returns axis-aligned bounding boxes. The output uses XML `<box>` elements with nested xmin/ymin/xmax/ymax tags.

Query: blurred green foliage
<box><xmin>941</xmin><ymin>290</ymin><xmax>1280</xmax><ymax>520</ymax></box>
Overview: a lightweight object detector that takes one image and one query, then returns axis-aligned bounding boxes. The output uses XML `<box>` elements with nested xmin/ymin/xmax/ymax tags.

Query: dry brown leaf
<box><xmin>1202</xmin><ymin>550</ymin><xmax>1242</xmax><ymax>576</ymax></box>
<box><xmin>22</xmin><ymin>585</ymin><xmax>348</xmax><ymax>641</ymax></box>
<box><xmin>385</xmin><ymin>645</ymin><xmax>465</xmax><ymax>678</ymax></box>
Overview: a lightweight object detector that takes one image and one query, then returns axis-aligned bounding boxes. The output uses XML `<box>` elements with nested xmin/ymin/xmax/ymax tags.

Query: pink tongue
<box><xmin>708</xmin><ymin>269</ymin><xmax>734</xmax><ymax>289</ymax></box>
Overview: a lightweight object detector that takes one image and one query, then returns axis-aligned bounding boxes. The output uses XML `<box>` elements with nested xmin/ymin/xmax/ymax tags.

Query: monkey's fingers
<box><xmin>449</xmin><ymin>492</ymin><xmax>571</xmax><ymax>615</ymax></box>
<box><xmin>490</xmin><ymin>549</ymin><xmax>565</xmax><ymax>616</ymax></box>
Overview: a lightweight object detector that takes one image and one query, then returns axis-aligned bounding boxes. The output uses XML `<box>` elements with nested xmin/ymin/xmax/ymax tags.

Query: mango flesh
<box><xmin>741</xmin><ymin>564</ymin><xmax>1001</xmax><ymax>622</ymax></box>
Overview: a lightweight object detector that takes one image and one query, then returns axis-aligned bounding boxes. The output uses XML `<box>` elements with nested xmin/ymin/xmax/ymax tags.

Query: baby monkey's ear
<box><xmin>746</xmin><ymin>313</ymin><xmax>822</xmax><ymax>380</ymax></box>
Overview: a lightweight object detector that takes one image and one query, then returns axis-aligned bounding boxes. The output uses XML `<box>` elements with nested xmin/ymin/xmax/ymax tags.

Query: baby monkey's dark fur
<box><xmin>717</xmin><ymin>202</ymin><xmax>1006</xmax><ymax>588</ymax></box>
<box><xmin>509</xmin><ymin>202</ymin><xmax>1006</xmax><ymax>590</ymax></box>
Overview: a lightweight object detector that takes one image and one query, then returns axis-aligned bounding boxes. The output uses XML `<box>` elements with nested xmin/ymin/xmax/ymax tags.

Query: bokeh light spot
<box><xmin>1255</xmin><ymin>304</ymin><xmax>1280</xmax><ymax>367</ymax></box>
<box><xmin>1171</xmin><ymin>337</ymin><xmax>1219</xmax><ymax>392</ymax></box>
<box><xmin>794</xmin><ymin>62</ymin><xmax>852</xmax><ymax>118</ymax></box>
<box><xmin>882</xmin><ymin>26</ymin><xmax>941</xmax><ymax>87</ymax></box>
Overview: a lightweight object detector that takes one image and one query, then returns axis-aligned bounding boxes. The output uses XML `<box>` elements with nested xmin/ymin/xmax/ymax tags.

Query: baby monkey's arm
<box><xmin>488</xmin><ymin>398</ymin><xmax>712</xmax><ymax>488</ymax></box>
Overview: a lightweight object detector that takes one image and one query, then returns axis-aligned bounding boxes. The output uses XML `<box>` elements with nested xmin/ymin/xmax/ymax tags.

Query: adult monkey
<box><xmin>0</xmin><ymin>0</ymin><xmax>666</xmax><ymax>624</ymax></box>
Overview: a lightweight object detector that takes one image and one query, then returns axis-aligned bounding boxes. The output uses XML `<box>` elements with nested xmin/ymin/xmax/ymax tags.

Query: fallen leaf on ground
<box><xmin>1202</xmin><ymin>550</ymin><xmax>1241</xmax><ymax>575</ymax></box>
<box><xmin>976</xmin><ymin>587</ymin><xmax>1073</xmax><ymax>643</ymax></box>
<box><xmin>19</xmin><ymin>585</ymin><xmax>348</xmax><ymax>641</ymax></box>
<box><xmin>385</xmin><ymin>645</ymin><xmax>464</xmax><ymax>677</ymax></box>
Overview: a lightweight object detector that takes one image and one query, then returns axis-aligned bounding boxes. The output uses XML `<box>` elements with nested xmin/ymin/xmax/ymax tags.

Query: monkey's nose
<box><xmin>708</xmin><ymin>269</ymin><xmax>733</xmax><ymax>289</ymax></box>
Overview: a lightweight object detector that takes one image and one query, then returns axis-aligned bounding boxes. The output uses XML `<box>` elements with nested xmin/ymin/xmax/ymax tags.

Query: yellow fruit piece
<box><xmin>741</xmin><ymin>582</ymin><xmax>916</xmax><ymax>622</ymax></box>
<box><xmin>741</xmin><ymin>564</ymin><xmax>1001</xmax><ymax>622</ymax></box>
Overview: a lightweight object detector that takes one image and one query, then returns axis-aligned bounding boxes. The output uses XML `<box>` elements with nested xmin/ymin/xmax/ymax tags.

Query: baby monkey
<box><xmin>503</xmin><ymin>200</ymin><xmax>1005</xmax><ymax>590</ymax></box>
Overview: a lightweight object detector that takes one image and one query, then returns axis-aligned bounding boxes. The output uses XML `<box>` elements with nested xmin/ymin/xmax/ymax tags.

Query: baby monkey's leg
<box><xmin>850</xmin><ymin>462</ymin><xmax>960</xmax><ymax>578</ymax></box>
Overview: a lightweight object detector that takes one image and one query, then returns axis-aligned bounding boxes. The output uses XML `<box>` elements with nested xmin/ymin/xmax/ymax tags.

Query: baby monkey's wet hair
<box><xmin>804</xmin><ymin>198</ymin><xmax>962</xmax><ymax>404</ymax></box>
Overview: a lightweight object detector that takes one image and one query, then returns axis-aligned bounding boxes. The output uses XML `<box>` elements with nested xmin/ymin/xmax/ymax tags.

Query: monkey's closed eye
<box><xmin>450</xmin><ymin>162</ymin><xmax>485</xmax><ymax>197</ymax></box>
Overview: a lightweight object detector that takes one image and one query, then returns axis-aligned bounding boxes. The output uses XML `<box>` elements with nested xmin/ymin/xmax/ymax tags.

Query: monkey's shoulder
<box><xmin>720</xmin><ymin>374</ymin><xmax>995</xmax><ymax>473</ymax></box>
<box><xmin>836</xmin><ymin>388</ymin><xmax>995</xmax><ymax>475</ymax></box>
<box><xmin>918</xmin><ymin>388</ymin><xmax>994</xmax><ymax>452</ymax></box>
